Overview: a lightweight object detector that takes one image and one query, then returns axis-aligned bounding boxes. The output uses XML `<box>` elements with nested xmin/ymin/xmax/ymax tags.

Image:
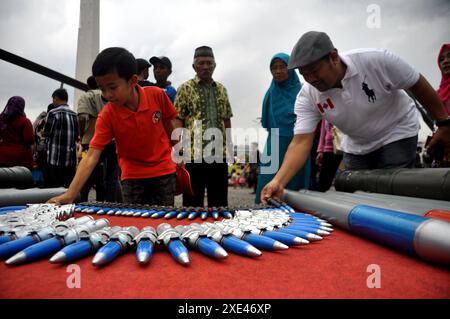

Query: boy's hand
<box><xmin>176</xmin><ymin>160</ymin><xmax>185</xmax><ymax>169</ymax></box>
<box><xmin>47</xmin><ymin>192</ymin><xmax>76</xmax><ymax>205</ymax></box>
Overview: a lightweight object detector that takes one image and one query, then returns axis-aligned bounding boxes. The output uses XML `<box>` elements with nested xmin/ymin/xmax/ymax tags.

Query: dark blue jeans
<box><xmin>343</xmin><ymin>135</ymin><xmax>418</xmax><ymax>170</ymax></box>
<box><xmin>121</xmin><ymin>173</ymin><xmax>176</xmax><ymax>206</ymax></box>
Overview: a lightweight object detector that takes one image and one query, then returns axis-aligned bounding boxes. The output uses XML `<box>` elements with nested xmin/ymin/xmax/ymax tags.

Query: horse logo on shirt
<box><xmin>362</xmin><ymin>76</ymin><xmax>376</xmax><ymax>103</ymax></box>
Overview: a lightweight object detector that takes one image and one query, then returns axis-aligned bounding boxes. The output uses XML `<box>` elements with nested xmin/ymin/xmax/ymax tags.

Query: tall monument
<box><xmin>74</xmin><ymin>0</ymin><xmax>100</xmax><ymax>105</ymax></box>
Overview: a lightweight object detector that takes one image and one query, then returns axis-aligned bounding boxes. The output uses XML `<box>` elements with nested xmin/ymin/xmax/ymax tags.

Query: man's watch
<box><xmin>435</xmin><ymin>117</ymin><xmax>450</xmax><ymax>128</ymax></box>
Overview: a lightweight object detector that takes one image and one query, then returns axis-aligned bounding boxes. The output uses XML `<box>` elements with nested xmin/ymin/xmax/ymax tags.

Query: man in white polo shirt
<box><xmin>261</xmin><ymin>31</ymin><xmax>450</xmax><ymax>202</ymax></box>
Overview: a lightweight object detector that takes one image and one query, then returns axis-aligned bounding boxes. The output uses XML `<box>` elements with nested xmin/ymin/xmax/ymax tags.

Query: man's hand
<box><xmin>260</xmin><ymin>179</ymin><xmax>284</xmax><ymax>204</ymax></box>
<box><xmin>316</xmin><ymin>152</ymin><xmax>324</xmax><ymax>166</ymax></box>
<box><xmin>427</xmin><ymin>126</ymin><xmax>450</xmax><ymax>165</ymax></box>
<box><xmin>47</xmin><ymin>192</ymin><xmax>76</xmax><ymax>205</ymax></box>
<box><xmin>409</xmin><ymin>74</ymin><xmax>450</xmax><ymax>165</ymax></box>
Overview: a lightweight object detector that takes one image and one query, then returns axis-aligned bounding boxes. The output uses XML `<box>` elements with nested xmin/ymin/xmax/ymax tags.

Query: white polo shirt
<box><xmin>293</xmin><ymin>48</ymin><xmax>420</xmax><ymax>155</ymax></box>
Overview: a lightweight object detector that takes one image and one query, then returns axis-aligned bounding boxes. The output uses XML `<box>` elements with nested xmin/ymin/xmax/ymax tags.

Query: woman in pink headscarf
<box><xmin>0</xmin><ymin>96</ymin><xmax>34</xmax><ymax>169</ymax></box>
<box><xmin>437</xmin><ymin>43</ymin><xmax>450</xmax><ymax>115</ymax></box>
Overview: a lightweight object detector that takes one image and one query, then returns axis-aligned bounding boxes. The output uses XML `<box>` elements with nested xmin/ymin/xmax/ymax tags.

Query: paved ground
<box><xmin>174</xmin><ymin>186</ymin><xmax>257</xmax><ymax>207</ymax></box>
<box><xmin>90</xmin><ymin>186</ymin><xmax>257</xmax><ymax>207</ymax></box>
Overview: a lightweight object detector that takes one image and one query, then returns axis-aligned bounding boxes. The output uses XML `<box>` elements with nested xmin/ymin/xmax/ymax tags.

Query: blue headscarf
<box><xmin>261</xmin><ymin>53</ymin><xmax>301</xmax><ymax>136</ymax></box>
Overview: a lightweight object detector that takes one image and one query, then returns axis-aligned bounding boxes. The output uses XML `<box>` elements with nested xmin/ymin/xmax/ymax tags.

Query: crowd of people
<box><xmin>0</xmin><ymin>32</ymin><xmax>449</xmax><ymax>207</ymax></box>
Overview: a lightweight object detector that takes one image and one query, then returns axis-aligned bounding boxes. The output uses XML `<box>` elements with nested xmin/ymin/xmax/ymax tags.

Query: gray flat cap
<box><xmin>287</xmin><ymin>31</ymin><xmax>334</xmax><ymax>69</ymax></box>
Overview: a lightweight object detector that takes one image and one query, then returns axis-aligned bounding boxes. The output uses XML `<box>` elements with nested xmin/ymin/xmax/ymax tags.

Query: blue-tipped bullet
<box><xmin>177</xmin><ymin>210</ymin><xmax>189</xmax><ymax>220</ymax></box>
<box><xmin>133</xmin><ymin>210</ymin><xmax>143</xmax><ymax>217</ymax></box>
<box><xmin>6</xmin><ymin>219</ymin><xmax>109</xmax><ymax>265</ymax></box>
<box><xmin>217</xmin><ymin>225</ymin><xmax>288</xmax><ymax>251</ymax></box>
<box><xmin>221</xmin><ymin>209</ymin><xmax>233</xmax><ymax>219</ymax></box>
<box><xmin>136</xmin><ymin>240</ymin><xmax>153</xmax><ymax>264</ymax></box>
<box><xmin>164</xmin><ymin>210</ymin><xmax>178</xmax><ymax>219</ymax></box>
<box><xmin>0</xmin><ymin>215</ymin><xmax>96</xmax><ymax>260</ymax></box>
<box><xmin>193</xmin><ymin>224</ymin><xmax>261</xmax><ymax>257</ymax></box>
<box><xmin>141</xmin><ymin>208</ymin><xmax>156</xmax><ymax>218</ymax></box>
<box><xmin>289</xmin><ymin>212</ymin><xmax>327</xmax><ymax>222</ymax></box>
<box><xmin>200</xmin><ymin>210</ymin><xmax>209</xmax><ymax>220</ymax></box>
<box><xmin>243</xmin><ymin>233</ymin><xmax>288</xmax><ymax>251</ymax></box>
<box><xmin>0</xmin><ymin>235</ymin><xmax>37</xmax><ymax>259</ymax></box>
<box><xmin>157</xmin><ymin>223</ymin><xmax>190</xmax><ymax>265</ymax></box>
<box><xmin>92</xmin><ymin>227</ymin><xmax>139</xmax><ymax>266</ymax></box>
<box><xmin>49</xmin><ymin>226</ymin><xmax>122</xmax><ymax>263</ymax></box>
<box><xmin>104</xmin><ymin>208</ymin><xmax>119</xmax><ymax>215</ymax></box>
<box><xmin>134</xmin><ymin>227</ymin><xmax>157</xmax><ymax>265</ymax></box>
<box><xmin>50</xmin><ymin>240</ymin><xmax>92</xmax><ymax>263</ymax></box>
<box><xmin>290</xmin><ymin>217</ymin><xmax>333</xmax><ymax>227</ymax></box>
<box><xmin>278</xmin><ymin>227</ymin><xmax>323</xmax><ymax>241</ymax></box>
<box><xmin>86</xmin><ymin>206</ymin><xmax>104</xmax><ymax>214</ymax></box>
<box><xmin>211</xmin><ymin>210</ymin><xmax>219</xmax><ymax>220</ymax></box>
<box><xmin>222</xmin><ymin>235</ymin><xmax>262</xmax><ymax>257</ymax></box>
<box><xmin>175</xmin><ymin>225</ymin><xmax>228</xmax><ymax>259</ymax></box>
<box><xmin>291</xmin><ymin>221</ymin><xmax>333</xmax><ymax>230</ymax></box>
<box><xmin>262</xmin><ymin>230</ymin><xmax>310</xmax><ymax>245</ymax></box>
<box><xmin>168</xmin><ymin>239</ymin><xmax>190</xmax><ymax>265</ymax></box>
<box><xmin>151</xmin><ymin>208</ymin><xmax>168</xmax><ymax>219</ymax></box>
<box><xmin>0</xmin><ymin>234</ymin><xmax>16</xmax><ymax>245</ymax></box>
<box><xmin>197</xmin><ymin>237</ymin><xmax>228</xmax><ymax>258</ymax></box>
<box><xmin>6</xmin><ymin>237</ymin><xmax>64</xmax><ymax>265</ymax></box>
<box><xmin>92</xmin><ymin>241</ymin><xmax>121</xmax><ymax>266</ymax></box>
<box><xmin>287</xmin><ymin>224</ymin><xmax>331</xmax><ymax>236</ymax></box>
<box><xmin>188</xmin><ymin>209</ymin><xmax>199</xmax><ymax>220</ymax></box>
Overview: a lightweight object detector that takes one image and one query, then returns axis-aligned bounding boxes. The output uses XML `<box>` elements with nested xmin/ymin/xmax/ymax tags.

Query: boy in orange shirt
<box><xmin>48</xmin><ymin>47</ymin><xmax>180</xmax><ymax>205</ymax></box>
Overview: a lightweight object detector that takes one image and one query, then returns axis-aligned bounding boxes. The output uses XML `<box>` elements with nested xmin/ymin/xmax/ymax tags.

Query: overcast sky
<box><xmin>1</xmin><ymin>0</ymin><xmax>449</xmax><ymax>146</ymax></box>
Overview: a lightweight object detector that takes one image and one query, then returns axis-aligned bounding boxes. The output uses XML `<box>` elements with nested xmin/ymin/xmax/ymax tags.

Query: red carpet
<box><xmin>1</xmin><ymin>213</ymin><xmax>449</xmax><ymax>299</ymax></box>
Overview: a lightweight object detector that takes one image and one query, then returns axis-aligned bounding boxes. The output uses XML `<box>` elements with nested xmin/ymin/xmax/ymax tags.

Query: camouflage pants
<box><xmin>121</xmin><ymin>173</ymin><xmax>176</xmax><ymax>206</ymax></box>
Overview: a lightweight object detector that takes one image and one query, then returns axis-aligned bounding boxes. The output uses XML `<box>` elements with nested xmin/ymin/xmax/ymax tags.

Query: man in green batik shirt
<box><xmin>174</xmin><ymin>46</ymin><xmax>233</xmax><ymax>207</ymax></box>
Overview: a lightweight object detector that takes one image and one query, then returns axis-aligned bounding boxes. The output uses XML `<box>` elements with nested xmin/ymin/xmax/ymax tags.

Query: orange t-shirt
<box><xmin>90</xmin><ymin>85</ymin><xmax>177</xmax><ymax>181</ymax></box>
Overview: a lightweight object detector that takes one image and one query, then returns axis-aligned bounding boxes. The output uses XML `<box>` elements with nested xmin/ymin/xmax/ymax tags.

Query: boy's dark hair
<box><xmin>92</xmin><ymin>47</ymin><xmax>137</xmax><ymax>81</ymax></box>
<box><xmin>136</xmin><ymin>58</ymin><xmax>151</xmax><ymax>74</ymax></box>
<box><xmin>52</xmin><ymin>88</ymin><xmax>68</xmax><ymax>102</ymax></box>
<box><xmin>47</xmin><ymin>103</ymin><xmax>55</xmax><ymax>112</ymax></box>
<box><xmin>86</xmin><ymin>75</ymin><xmax>98</xmax><ymax>90</ymax></box>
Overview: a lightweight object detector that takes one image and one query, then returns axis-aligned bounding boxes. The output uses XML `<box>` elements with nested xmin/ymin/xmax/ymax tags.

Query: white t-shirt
<box><xmin>293</xmin><ymin>48</ymin><xmax>420</xmax><ymax>155</ymax></box>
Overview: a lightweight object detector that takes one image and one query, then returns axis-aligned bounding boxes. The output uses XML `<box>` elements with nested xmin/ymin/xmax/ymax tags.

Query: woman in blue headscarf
<box><xmin>255</xmin><ymin>53</ymin><xmax>311</xmax><ymax>203</ymax></box>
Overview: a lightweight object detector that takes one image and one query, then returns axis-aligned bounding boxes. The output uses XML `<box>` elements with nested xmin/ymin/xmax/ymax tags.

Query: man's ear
<box><xmin>330</xmin><ymin>49</ymin><xmax>339</xmax><ymax>64</ymax></box>
<box><xmin>192</xmin><ymin>64</ymin><xmax>196</xmax><ymax>71</ymax></box>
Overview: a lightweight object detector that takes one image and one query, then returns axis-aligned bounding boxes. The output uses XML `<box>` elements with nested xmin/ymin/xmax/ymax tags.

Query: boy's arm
<box><xmin>164</xmin><ymin>117</ymin><xmax>184</xmax><ymax>166</ymax></box>
<box><xmin>163</xmin><ymin>117</ymin><xmax>182</xmax><ymax>146</ymax></box>
<box><xmin>47</xmin><ymin>148</ymin><xmax>103</xmax><ymax>204</ymax></box>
